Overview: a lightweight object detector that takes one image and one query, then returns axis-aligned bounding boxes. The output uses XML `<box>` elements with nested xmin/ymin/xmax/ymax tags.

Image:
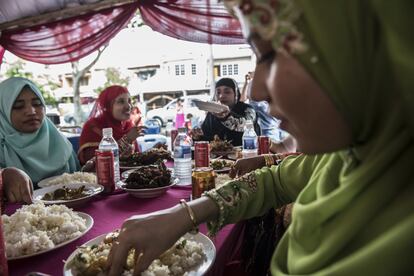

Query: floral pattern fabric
<box><xmin>221</xmin><ymin>106</ymin><xmax>257</xmax><ymax>132</ymax></box>
<box><xmin>204</xmin><ymin>153</ymin><xmax>328</xmax><ymax>236</ymax></box>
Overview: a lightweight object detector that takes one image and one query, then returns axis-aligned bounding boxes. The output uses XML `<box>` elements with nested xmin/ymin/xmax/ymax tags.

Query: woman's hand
<box><xmin>2</xmin><ymin>167</ymin><xmax>33</xmax><ymax>204</ymax></box>
<box><xmin>107</xmin><ymin>206</ymin><xmax>191</xmax><ymax>276</ymax></box>
<box><xmin>229</xmin><ymin>156</ymin><xmax>266</xmax><ymax>178</ymax></box>
<box><xmin>81</xmin><ymin>157</ymin><xmax>96</xmax><ymax>172</ymax></box>
<box><xmin>107</xmin><ymin>197</ymin><xmax>219</xmax><ymax>275</ymax></box>
<box><xmin>126</xmin><ymin>125</ymin><xmax>146</xmax><ymax>143</ymax></box>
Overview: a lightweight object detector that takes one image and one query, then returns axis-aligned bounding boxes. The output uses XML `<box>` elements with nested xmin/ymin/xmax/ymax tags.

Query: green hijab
<box><xmin>227</xmin><ymin>0</ymin><xmax>414</xmax><ymax>274</ymax></box>
<box><xmin>0</xmin><ymin>77</ymin><xmax>79</xmax><ymax>183</ymax></box>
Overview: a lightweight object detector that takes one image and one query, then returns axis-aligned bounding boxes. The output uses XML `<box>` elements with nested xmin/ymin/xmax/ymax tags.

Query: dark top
<box><xmin>198</xmin><ymin>102</ymin><xmax>260</xmax><ymax>146</ymax></box>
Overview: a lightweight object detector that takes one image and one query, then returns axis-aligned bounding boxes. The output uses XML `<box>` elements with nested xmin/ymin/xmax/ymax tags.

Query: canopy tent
<box><xmin>0</xmin><ymin>0</ymin><xmax>244</xmax><ymax>65</ymax></box>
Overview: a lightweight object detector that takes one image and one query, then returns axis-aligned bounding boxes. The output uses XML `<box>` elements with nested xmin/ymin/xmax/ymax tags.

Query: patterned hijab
<box><xmin>0</xmin><ymin>77</ymin><xmax>79</xmax><ymax>183</ymax></box>
<box><xmin>226</xmin><ymin>0</ymin><xmax>413</xmax><ymax>274</ymax></box>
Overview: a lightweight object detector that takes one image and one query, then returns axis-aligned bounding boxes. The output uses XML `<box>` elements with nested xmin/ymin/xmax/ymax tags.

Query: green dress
<box><xmin>206</xmin><ymin>0</ymin><xmax>414</xmax><ymax>274</ymax></box>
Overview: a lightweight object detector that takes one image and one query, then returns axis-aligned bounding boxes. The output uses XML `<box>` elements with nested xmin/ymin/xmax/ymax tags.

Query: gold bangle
<box><xmin>179</xmin><ymin>199</ymin><xmax>199</xmax><ymax>234</ymax></box>
<box><xmin>264</xmin><ymin>154</ymin><xmax>275</xmax><ymax>167</ymax></box>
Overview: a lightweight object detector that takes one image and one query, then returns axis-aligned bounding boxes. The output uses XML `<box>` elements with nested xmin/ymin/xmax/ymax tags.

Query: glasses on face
<box><xmin>247</xmin><ymin>33</ymin><xmax>276</xmax><ymax>65</ymax></box>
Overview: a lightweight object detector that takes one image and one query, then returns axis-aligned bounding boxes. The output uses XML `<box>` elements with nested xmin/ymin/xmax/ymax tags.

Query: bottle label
<box><xmin>174</xmin><ymin>145</ymin><xmax>191</xmax><ymax>159</ymax></box>
<box><xmin>243</xmin><ymin>138</ymin><xmax>257</xmax><ymax>149</ymax></box>
<box><xmin>95</xmin><ymin>150</ymin><xmax>115</xmax><ymax>194</ymax></box>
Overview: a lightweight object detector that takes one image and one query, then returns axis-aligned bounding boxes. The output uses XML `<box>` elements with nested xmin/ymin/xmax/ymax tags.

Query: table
<box><xmin>6</xmin><ymin>185</ymin><xmax>241</xmax><ymax>276</ymax></box>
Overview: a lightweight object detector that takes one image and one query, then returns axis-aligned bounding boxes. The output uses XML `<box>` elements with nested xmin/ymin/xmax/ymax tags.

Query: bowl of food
<box><xmin>119</xmin><ymin>144</ymin><xmax>172</xmax><ymax>170</ymax></box>
<box><xmin>210</xmin><ymin>159</ymin><xmax>235</xmax><ymax>173</ymax></box>
<box><xmin>64</xmin><ymin>230</ymin><xmax>215</xmax><ymax>276</ymax></box>
<box><xmin>33</xmin><ymin>183</ymin><xmax>104</xmax><ymax>208</ymax></box>
<box><xmin>209</xmin><ymin>135</ymin><xmax>234</xmax><ymax>158</ymax></box>
<box><xmin>117</xmin><ymin>162</ymin><xmax>177</xmax><ymax>198</ymax></box>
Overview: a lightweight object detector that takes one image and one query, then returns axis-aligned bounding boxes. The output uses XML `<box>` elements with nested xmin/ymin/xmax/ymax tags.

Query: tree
<box><xmin>71</xmin><ymin>45</ymin><xmax>106</xmax><ymax>125</ymax></box>
<box><xmin>94</xmin><ymin>67</ymin><xmax>130</xmax><ymax>95</ymax></box>
<box><xmin>4</xmin><ymin>60</ymin><xmax>58</xmax><ymax>106</ymax></box>
<box><xmin>70</xmin><ymin>10</ymin><xmax>144</xmax><ymax>124</ymax></box>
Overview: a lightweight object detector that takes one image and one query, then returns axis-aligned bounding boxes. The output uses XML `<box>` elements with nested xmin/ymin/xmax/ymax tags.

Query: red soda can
<box><xmin>194</xmin><ymin>141</ymin><xmax>210</xmax><ymax>168</ymax></box>
<box><xmin>0</xmin><ymin>169</ymin><xmax>9</xmax><ymax>276</ymax></box>
<box><xmin>95</xmin><ymin>150</ymin><xmax>115</xmax><ymax>194</ymax></box>
<box><xmin>258</xmin><ymin>136</ymin><xmax>270</xmax><ymax>155</ymax></box>
<box><xmin>170</xmin><ymin>129</ymin><xmax>178</xmax><ymax>150</ymax></box>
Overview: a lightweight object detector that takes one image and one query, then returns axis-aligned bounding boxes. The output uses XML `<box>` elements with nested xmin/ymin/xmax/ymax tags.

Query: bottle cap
<box><xmin>102</xmin><ymin>128</ymin><xmax>113</xmax><ymax>136</ymax></box>
<box><xmin>245</xmin><ymin>119</ymin><xmax>253</xmax><ymax>127</ymax></box>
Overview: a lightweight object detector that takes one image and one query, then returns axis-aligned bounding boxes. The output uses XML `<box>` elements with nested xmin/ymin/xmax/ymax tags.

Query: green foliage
<box><xmin>5</xmin><ymin>60</ymin><xmax>59</xmax><ymax>106</ymax></box>
<box><xmin>127</xmin><ymin>11</ymin><xmax>145</xmax><ymax>28</ymax></box>
<box><xmin>4</xmin><ymin>60</ymin><xmax>33</xmax><ymax>79</ymax></box>
<box><xmin>94</xmin><ymin>67</ymin><xmax>130</xmax><ymax>94</ymax></box>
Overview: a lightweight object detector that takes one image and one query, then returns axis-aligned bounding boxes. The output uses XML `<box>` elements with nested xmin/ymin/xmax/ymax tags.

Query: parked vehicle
<box><xmin>146</xmin><ymin>95</ymin><xmax>210</xmax><ymax>127</ymax></box>
<box><xmin>58</xmin><ymin>96</ymin><xmax>96</xmax><ymax>126</ymax></box>
<box><xmin>60</xmin><ymin>103</ymin><xmax>95</xmax><ymax>126</ymax></box>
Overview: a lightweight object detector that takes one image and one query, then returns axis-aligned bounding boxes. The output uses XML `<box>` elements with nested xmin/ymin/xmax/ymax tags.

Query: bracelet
<box><xmin>263</xmin><ymin>154</ymin><xmax>275</xmax><ymax>167</ymax></box>
<box><xmin>179</xmin><ymin>199</ymin><xmax>199</xmax><ymax>234</ymax></box>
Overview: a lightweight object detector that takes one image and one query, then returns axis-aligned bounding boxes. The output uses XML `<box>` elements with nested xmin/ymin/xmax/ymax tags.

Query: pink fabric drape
<box><xmin>0</xmin><ymin>3</ymin><xmax>139</xmax><ymax>64</ymax></box>
<box><xmin>139</xmin><ymin>0</ymin><xmax>244</xmax><ymax>45</ymax></box>
<box><xmin>0</xmin><ymin>1</ymin><xmax>243</xmax><ymax>65</ymax></box>
<box><xmin>0</xmin><ymin>46</ymin><xmax>5</xmax><ymax>70</ymax></box>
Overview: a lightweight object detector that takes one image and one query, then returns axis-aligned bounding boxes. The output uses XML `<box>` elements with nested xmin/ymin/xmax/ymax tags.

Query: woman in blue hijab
<box><xmin>0</xmin><ymin>77</ymin><xmax>79</xmax><ymax>185</ymax></box>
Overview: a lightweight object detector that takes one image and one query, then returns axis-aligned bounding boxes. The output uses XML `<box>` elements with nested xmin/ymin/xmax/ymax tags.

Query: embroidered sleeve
<box><xmin>204</xmin><ymin>171</ymin><xmax>259</xmax><ymax>236</ymax></box>
<box><xmin>118</xmin><ymin>135</ymin><xmax>134</xmax><ymax>158</ymax></box>
<box><xmin>204</xmin><ymin>154</ymin><xmax>319</xmax><ymax>236</ymax></box>
<box><xmin>221</xmin><ymin>106</ymin><xmax>257</xmax><ymax>132</ymax></box>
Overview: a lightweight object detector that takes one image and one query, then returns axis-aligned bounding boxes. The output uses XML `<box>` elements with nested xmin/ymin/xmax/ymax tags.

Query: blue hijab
<box><xmin>0</xmin><ymin>77</ymin><xmax>79</xmax><ymax>183</ymax></box>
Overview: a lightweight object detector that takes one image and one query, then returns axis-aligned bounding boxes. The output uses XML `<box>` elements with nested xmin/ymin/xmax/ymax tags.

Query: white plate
<box><xmin>117</xmin><ymin>177</ymin><xmax>178</xmax><ymax>198</ymax></box>
<box><xmin>7</xmin><ymin>212</ymin><xmax>93</xmax><ymax>260</ymax></box>
<box><xmin>63</xmin><ymin>232</ymin><xmax>215</xmax><ymax>276</ymax></box>
<box><xmin>33</xmin><ymin>183</ymin><xmax>104</xmax><ymax>208</ymax></box>
<box><xmin>38</xmin><ymin>173</ymin><xmax>97</xmax><ymax>188</ymax></box>
<box><xmin>193</xmin><ymin>99</ymin><xmax>229</xmax><ymax>113</ymax></box>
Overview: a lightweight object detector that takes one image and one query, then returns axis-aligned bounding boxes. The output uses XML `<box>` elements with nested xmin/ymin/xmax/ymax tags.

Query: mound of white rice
<box><xmin>44</xmin><ymin>172</ymin><xmax>97</xmax><ymax>186</ymax></box>
<box><xmin>142</xmin><ymin>239</ymin><xmax>205</xmax><ymax>276</ymax></box>
<box><xmin>2</xmin><ymin>202</ymin><xmax>87</xmax><ymax>258</ymax></box>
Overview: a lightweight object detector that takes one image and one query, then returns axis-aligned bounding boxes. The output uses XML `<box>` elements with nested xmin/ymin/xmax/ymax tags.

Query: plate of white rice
<box><xmin>38</xmin><ymin>172</ymin><xmax>97</xmax><ymax>188</ymax></box>
<box><xmin>2</xmin><ymin>202</ymin><xmax>93</xmax><ymax>260</ymax></box>
<box><xmin>64</xmin><ymin>231</ymin><xmax>216</xmax><ymax>275</ymax></box>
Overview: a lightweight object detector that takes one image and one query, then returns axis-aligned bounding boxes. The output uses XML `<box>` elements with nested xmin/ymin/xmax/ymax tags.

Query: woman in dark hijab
<box><xmin>195</xmin><ymin>77</ymin><xmax>260</xmax><ymax>146</ymax></box>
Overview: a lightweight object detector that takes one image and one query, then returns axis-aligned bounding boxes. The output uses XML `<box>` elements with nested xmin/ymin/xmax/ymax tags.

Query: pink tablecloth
<box><xmin>6</xmin><ymin>186</ymin><xmax>241</xmax><ymax>276</ymax></box>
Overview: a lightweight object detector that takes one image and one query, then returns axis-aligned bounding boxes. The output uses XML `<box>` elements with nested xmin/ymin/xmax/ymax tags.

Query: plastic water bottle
<box><xmin>99</xmin><ymin>128</ymin><xmax>120</xmax><ymax>183</ymax></box>
<box><xmin>174</xmin><ymin>127</ymin><xmax>192</xmax><ymax>185</ymax></box>
<box><xmin>242</xmin><ymin>120</ymin><xmax>258</xmax><ymax>158</ymax></box>
<box><xmin>165</xmin><ymin>121</ymin><xmax>174</xmax><ymax>151</ymax></box>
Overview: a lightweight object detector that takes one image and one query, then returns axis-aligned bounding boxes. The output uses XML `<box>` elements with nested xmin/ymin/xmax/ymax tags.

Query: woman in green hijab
<box><xmin>107</xmin><ymin>1</ymin><xmax>413</xmax><ymax>275</ymax></box>
<box><xmin>0</xmin><ymin>77</ymin><xmax>80</xmax><ymax>185</ymax></box>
